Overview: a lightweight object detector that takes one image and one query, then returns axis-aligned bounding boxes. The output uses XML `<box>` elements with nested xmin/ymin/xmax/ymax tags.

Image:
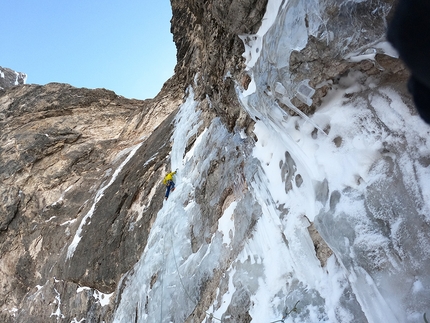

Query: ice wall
<box><xmin>112</xmin><ymin>90</ymin><xmax>261</xmax><ymax>322</ymax></box>
<box><xmin>238</xmin><ymin>0</ymin><xmax>430</xmax><ymax>322</ymax></box>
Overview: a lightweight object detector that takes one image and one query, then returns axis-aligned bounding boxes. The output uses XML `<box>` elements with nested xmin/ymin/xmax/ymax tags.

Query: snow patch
<box><xmin>50</xmin><ymin>288</ymin><xmax>65</xmax><ymax>319</ymax></box>
<box><xmin>93</xmin><ymin>290</ymin><xmax>114</xmax><ymax>307</ymax></box>
<box><xmin>218</xmin><ymin>201</ymin><xmax>237</xmax><ymax>245</ymax></box>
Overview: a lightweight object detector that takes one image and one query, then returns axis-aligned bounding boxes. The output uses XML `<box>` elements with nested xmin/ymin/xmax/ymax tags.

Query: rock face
<box><xmin>1</xmin><ymin>0</ymin><xmax>430</xmax><ymax>322</ymax></box>
<box><xmin>170</xmin><ymin>0</ymin><xmax>267</xmax><ymax>132</ymax></box>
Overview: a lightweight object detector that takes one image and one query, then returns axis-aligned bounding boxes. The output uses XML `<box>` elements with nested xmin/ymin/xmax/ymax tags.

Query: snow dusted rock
<box><xmin>170</xmin><ymin>0</ymin><xmax>267</xmax><ymax>132</ymax></box>
<box><xmin>0</xmin><ymin>66</ymin><xmax>27</xmax><ymax>89</ymax></box>
<box><xmin>2</xmin><ymin>0</ymin><xmax>430</xmax><ymax>323</ymax></box>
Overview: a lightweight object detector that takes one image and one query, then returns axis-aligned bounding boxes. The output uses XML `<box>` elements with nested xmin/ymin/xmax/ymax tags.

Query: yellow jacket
<box><xmin>163</xmin><ymin>171</ymin><xmax>176</xmax><ymax>185</ymax></box>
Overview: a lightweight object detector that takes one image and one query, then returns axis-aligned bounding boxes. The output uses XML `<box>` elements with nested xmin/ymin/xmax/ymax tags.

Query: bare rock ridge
<box><xmin>0</xmin><ymin>0</ymin><xmax>423</xmax><ymax>322</ymax></box>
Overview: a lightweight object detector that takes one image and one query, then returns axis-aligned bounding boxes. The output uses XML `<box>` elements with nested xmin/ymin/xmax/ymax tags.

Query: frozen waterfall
<box><xmin>112</xmin><ymin>1</ymin><xmax>430</xmax><ymax>322</ymax></box>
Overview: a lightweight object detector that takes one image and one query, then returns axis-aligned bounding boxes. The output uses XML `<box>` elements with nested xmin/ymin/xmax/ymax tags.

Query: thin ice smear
<box><xmin>67</xmin><ymin>143</ymin><xmax>142</xmax><ymax>259</ymax></box>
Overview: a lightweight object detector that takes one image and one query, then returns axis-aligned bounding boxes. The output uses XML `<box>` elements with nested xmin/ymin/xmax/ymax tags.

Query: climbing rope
<box><xmin>269</xmin><ymin>300</ymin><xmax>300</xmax><ymax>323</ymax></box>
<box><xmin>159</xmin><ymin>235</ymin><xmax>167</xmax><ymax>323</ymax></box>
<box><xmin>169</xmin><ymin>229</ymin><xmax>223</xmax><ymax>322</ymax></box>
<box><xmin>169</xmin><ymin>230</ymin><xmax>199</xmax><ymax>305</ymax></box>
<box><xmin>168</xmin><ymin>228</ymin><xmax>301</xmax><ymax>323</ymax></box>
<box><xmin>158</xmin><ymin>179</ymin><xmax>300</xmax><ymax>323</ymax></box>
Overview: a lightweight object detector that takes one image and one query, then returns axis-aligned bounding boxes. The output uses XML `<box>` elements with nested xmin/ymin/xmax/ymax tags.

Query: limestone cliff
<box><xmin>2</xmin><ymin>0</ymin><xmax>429</xmax><ymax>322</ymax></box>
<box><xmin>0</xmin><ymin>79</ymin><xmax>183</xmax><ymax>322</ymax></box>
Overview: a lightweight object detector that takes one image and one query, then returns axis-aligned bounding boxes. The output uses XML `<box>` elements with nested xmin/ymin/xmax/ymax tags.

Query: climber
<box><xmin>163</xmin><ymin>170</ymin><xmax>177</xmax><ymax>200</ymax></box>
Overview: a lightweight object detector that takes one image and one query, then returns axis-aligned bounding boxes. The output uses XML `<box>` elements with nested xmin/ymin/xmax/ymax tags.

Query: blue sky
<box><xmin>1</xmin><ymin>1</ymin><xmax>176</xmax><ymax>99</ymax></box>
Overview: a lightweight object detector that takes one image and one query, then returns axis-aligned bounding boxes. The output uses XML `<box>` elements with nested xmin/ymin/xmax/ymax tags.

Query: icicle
<box><xmin>274</xmin><ymin>82</ymin><xmax>326</xmax><ymax>135</ymax></box>
<box><xmin>295</xmin><ymin>80</ymin><xmax>315</xmax><ymax>106</ymax></box>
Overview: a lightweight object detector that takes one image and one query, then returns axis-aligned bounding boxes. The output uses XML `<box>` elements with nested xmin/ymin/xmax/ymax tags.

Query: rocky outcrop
<box><xmin>0</xmin><ymin>66</ymin><xmax>27</xmax><ymax>90</ymax></box>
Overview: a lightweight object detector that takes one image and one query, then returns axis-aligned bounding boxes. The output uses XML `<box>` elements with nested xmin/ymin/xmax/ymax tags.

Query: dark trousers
<box><xmin>165</xmin><ymin>181</ymin><xmax>175</xmax><ymax>199</ymax></box>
